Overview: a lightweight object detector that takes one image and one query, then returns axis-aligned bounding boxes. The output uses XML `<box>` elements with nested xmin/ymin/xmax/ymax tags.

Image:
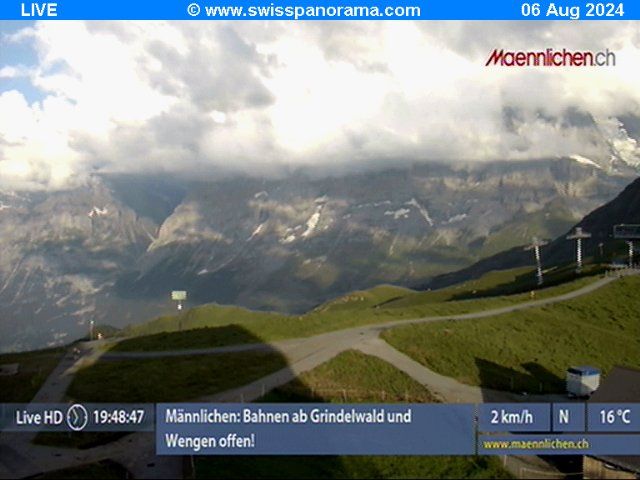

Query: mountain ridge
<box><xmin>0</xmin><ymin>157</ymin><xmax>635</xmax><ymax>352</ymax></box>
<box><xmin>430</xmin><ymin>174</ymin><xmax>640</xmax><ymax>289</ymax></box>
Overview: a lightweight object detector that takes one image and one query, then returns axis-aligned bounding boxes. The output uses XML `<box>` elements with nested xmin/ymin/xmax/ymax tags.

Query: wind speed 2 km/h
<box><xmin>521</xmin><ymin>2</ymin><xmax>624</xmax><ymax>19</ymax></box>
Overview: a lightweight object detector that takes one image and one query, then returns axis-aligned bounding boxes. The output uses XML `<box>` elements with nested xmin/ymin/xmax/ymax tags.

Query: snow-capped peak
<box><xmin>595</xmin><ymin>116</ymin><xmax>640</xmax><ymax>169</ymax></box>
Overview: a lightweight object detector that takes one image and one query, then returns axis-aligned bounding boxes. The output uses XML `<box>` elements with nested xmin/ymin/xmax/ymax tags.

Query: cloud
<box><xmin>1</xmin><ymin>21</ymin><xmax>640</xmax><ymax>190</ymax></box>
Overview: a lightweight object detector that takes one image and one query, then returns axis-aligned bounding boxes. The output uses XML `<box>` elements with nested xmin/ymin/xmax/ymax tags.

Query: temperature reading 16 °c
<box><xmin>600</xmin><ymin>408</ymin><xmax>631</xmax><ymax>425</ymax></box>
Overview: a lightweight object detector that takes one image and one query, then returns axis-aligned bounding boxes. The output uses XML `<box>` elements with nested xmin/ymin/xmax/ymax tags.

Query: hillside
<box><xmin>431</xmin><ymin>175</ymin><xmax>640</xmax><ymax>289</ymax></box>
<box><xmin>112</xmin><ymin>267</ymin><xmax>603</xmax><ymax>352</ymax></box>
<box><xmin>383</xmin><ymin>276</ymin><xmax>640</xmax><ymax>394</ymax></box>
<box><xmin>0</xmin><ymin>159</ymin><xmax>634</xmax><ymax>352</ymax></box>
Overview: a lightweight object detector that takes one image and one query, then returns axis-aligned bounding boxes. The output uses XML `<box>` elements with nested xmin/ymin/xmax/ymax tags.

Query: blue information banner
<box><xmin>479</xmin><ymin>434</ymin><xmax>640</xmax><ymax>455</ymax></box>
<box><xmin>588</xmin><ymin>403</ymin><xmax>640</xmax><ymax>432</ymax></box>
<box><xmin>479</xmin><ymin>403</ymin><xmax>551</xmax><ymax>433</ymax></box>
<box><xmin>0</xmin><ymin>403</ymin><xmax>155</xmax><ymax>432</ymax></box>
<box><xmin>0</xmin><ymin>0</ymin><xmax>638</xmax><ymax>21</ymax></box>
<box><xmin>552</xmin><ymin>403</ymin><xmax>586</xmax><ymax>433</ymax></box>
<box><xmin>156</xmin><ymin>403</ymin><xmax>476</xmax><ymax>455</ymax></box>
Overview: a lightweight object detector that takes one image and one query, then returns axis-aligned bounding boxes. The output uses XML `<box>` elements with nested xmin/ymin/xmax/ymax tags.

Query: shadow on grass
<box><xmin>475</xmin><ymin>358</ymin><xmax>564</xmax><ymax>400</ymax></box>
<box><xmin>31</xmin><ymin>325</ymin><xmax>295</xmax><ymax>459</ymax></box>
<box><xmin>196</xmin><ymin>351</ymin><xmax>509</xmax><ymax>479</ymax></box>
<box><xmin>68</xmin><ymin>325</ymin><xmax>292</xmax><ymax>404</ymax></box>
<box><xmin>521</xmin><ymin>362</ymin><xmax>565</xmax><ymax>392</ymax></box>
<box><xmin>110</xmin><ymin>324</ymin><xmax>268</xmax><ymax>353</ymax></box>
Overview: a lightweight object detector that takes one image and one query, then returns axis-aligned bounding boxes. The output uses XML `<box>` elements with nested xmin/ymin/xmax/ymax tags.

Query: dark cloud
<box><xmin>143</xmin><ymin>25</ymin><xmax>275</xmax><ymax>112</ymax></box>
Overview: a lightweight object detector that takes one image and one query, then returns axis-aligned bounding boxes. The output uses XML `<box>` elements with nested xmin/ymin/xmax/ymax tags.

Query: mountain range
<box><xmin>0</xmin><ymin>152</ymin><xmax>637</xmax><ymax>352</ymax></box>
<box><xmin>432</xmin><ymin>168</ymin><xmax>640</xmax><ymax>288</ymax></box>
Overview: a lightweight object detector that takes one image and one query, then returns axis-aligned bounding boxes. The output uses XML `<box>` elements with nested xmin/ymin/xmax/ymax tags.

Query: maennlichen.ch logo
<box><xmin>486</xmin><ymin>48</ymin><xmax>616</xmax><ymax>67</ymax></box>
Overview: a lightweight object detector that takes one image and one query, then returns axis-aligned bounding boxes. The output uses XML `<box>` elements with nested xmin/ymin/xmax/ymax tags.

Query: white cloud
<box><xmin>1</xmin><ymin>21</ymin><xmax>640</xmax><ymax>190</ymax></box>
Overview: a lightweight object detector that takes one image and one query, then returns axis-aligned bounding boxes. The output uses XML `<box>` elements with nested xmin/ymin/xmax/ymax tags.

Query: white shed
<box><xmin>566</xmin><ymin>366</ymin><xmax>601</xmax><ymax>398</ymax></box>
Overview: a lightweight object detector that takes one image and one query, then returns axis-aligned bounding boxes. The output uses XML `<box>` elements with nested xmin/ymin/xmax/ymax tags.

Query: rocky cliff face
<box><xmin>118</xmin><ymin>158</ymin><xmax>633</xmax><ymax>315</ymax></box>
<box><xmin>0</xmin><ymin>158</ymin><xmax>635</xmax><ymax>352</ymax></box>
<box><xmin>430</xmin><ymin>171</ymin><xmax>640</xmax><ymax>289</ymax></box>
<box><xmin>0</xmin><ymin>177</ymin><xmax>167</xmax><ymax>351</ymax></box>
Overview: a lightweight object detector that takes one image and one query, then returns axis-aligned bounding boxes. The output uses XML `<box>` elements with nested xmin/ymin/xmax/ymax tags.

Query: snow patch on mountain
<box><xmin>596</xmin><ymin>117</ymin><xmax>640</xmax><ymax>168</ymax></box>
<box><xmin>88</xmin><ymin>206</ymin><xmax>108</xmax><ymax>218</ymax></box>
<box><xmin>570</xmin><ymin>155</ymin><xmax>602</xmax><ymax>169</ymax></box>
<box><xmin>303</xmin><ymin>255</ymin><xmax>327</xmax><ymax>266</ymax></box>
<box><xmin>385</xmin><ymin>208</ymin><xmax>411</xmax><ymax>220</ymax></box>
<box><xmin>389</xmin><ymin>235</ymin><xmax>399</xmax><ymax>255</ymax></box>
<box><xmin>301</xmin><ymin>206</ymin><xmax>322</xmax><ymax>238</ymax></box>
<box><xmin>405</xmin><ymin>198</ymin><xmax>434</xmax><ymax>226</ymax></box>
<box><xmin>72</xmin><ymin>305</ymin><xmax>95</xmax><ymax>317</ymax></box>
<box><xmin>355</xmin><ymin>200</ymin><xmax>392</xmax><ymax>209</ymax></box>
<box><xmin>282</xmin><ymin>234</ymin><xmax>296</xmax><ymax>244</ymax></box>
<box><xmin>444</xmin><ymin>213</ymin><xmax>468</xmax><ymax>224</ymax></box>
<box><xmin>248</xmin><ymin>223</ymin><xmax>265</xmax><ymax>241</ymax></box>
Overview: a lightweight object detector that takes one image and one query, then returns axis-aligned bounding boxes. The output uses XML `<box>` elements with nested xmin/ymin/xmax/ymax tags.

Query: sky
<box><xmin>1</xmin><ymin>20</ymin><xmax>640</xmax><ymax>190</ymax></box>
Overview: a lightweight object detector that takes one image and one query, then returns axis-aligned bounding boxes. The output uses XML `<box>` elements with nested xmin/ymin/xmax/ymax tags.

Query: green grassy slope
<box><xmin>113</xmin><ymin>267</ymin><xmax>603</xmax><ymax>353</ymax></box>
<box><xmin>261</xmin><ymin>349</ymin><xmax>438</xmax><ymax>403</ymax></box>
<box><xmin>196</xmin><ymin>350</ymin><xmax>510</xmax><ymax>480</ymax></box>
<box><xmin>477</xmin><ymin>201</ymin><xmax>578</xmax><ymax>258</ymax></box>
<box><xmin>383</xmin><ymin>276</ymin><xmax>640</xmax><ymax>394</ymax></box>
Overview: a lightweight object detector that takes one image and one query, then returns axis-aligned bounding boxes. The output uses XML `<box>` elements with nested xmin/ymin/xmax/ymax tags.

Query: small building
<box><xmin>583</xmin><ymin>366</ymin><xmax>640</xmax><ymax>479</ymax></box>
<box><xmin>566</xmin><ymin>366</ymin><xmax>601</xmax><ymax>398</ymax></box>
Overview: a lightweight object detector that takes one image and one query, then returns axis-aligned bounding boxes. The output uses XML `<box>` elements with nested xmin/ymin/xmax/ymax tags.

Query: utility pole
<box><xmin>566</xmin><ymin>227</ymin><xmax>591</xmax><ymax>273</ymax></box>
<box><xmin>613</xmin><ymin>225</ymin><xmax>640</xmax><ymax>269</ymax></box>
<box><xmin>525</xmin><ymin>237</ymin><xmax>548</xmax><ymax>286</ymax></box>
